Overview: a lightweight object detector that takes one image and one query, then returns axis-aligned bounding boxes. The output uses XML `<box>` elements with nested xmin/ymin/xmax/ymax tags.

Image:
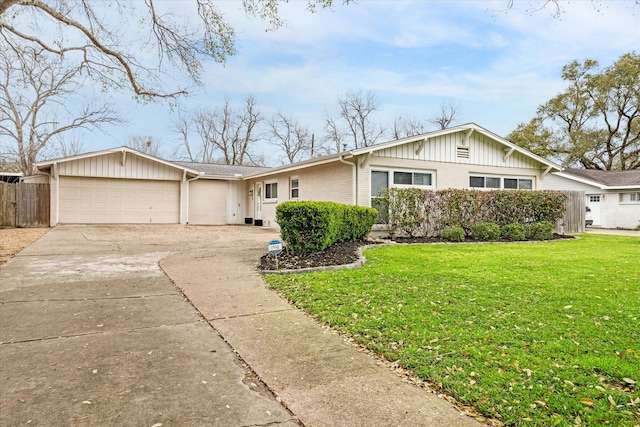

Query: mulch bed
<box><xmin>257</xmin><ymin>234</ymin><xmax>575</xmax><ymax>271</ymax></box>
<box><xmin>258</xmin><ymin>240</ymin><xmax>371</xmax><ymax>271</ymax></box>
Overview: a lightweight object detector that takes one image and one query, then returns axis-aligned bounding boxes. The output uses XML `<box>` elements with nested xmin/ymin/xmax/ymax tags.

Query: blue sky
<box><xmin>95</xmin><ymin>0</ymin><xmax>640</xmax><ymax>165</ymax></box>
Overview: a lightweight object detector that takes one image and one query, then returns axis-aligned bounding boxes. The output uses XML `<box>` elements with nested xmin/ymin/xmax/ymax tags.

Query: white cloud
<box><xmin>41</xmin><ymin>0</ymin><xmax>640</xmax><ymax>160</ymax></box>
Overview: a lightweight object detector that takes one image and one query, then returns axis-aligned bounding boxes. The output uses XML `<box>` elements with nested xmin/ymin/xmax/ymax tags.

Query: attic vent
<box><xmin>457</xmin><ymin>146</ymin><xmax>470</xmax><ymax>159</ymax></box>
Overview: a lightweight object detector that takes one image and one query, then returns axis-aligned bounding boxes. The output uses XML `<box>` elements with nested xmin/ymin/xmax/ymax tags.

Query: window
<box><xmin>393</xmin><ymin>171</ymin><xmax>412</xmax><ymax>185</ymax></box>
<box><xmin>470</xmin><ymin>176</ymin><xmax>533</xmax><ymax>190</ymax></box>
<box><xmin>589</xmin><ymin>195</ymin><xmax>600</xmax><ymax>203</ymax></box>
<box><xmin>371</xmin><ymin>171</ymin><xmax>389</xmax><ymax>224</ymax></box>
<box><xmin>615</xmin><ymin>193</ymin><xmax>640</xmax><ymax>203</ymax></box>
<box><xmin>486</xmin><ymin>177</ymin><xmax>501</xmax><ymax>188</ymax></box>
<box><xmin>503</xmin><ymin>178</ymin><xmax>518</xmax><ymax>189</ymax></box>
<box><xmin>518</xmin><ymin>179</ymin><xmax>533</xmax><ymax>190</ymax></box>
<box><xmin>393</xmin><ymin>171</ymin><xmax>433</xmax><ymax>186</ymax></box>
<box><xmin>265</xmin><ymin>182</ymin><xmax>277</xmax><ymax>200</ymax></box>
<box><xmin>290</xmin><ymin>178</ymin><xmax>299</xmax><ymax>199</ymax></box>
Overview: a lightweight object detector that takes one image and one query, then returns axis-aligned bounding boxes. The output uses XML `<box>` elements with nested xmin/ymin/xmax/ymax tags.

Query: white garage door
<box><xmin>59</xmin><ymin>177</ymin><xmax>180</xmax><ymax>224</ymax></box>
<box><xmin>188</xmin><ymin>180</ymin><xmax>228</xmax><ymax>225</ymax></box>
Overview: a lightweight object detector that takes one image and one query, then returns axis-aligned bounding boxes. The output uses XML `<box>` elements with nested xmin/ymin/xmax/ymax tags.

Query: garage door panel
<box><xmin>59</xmin><ymin>177</ymin><xmax>180</xmax><ymax>224</ymax></box>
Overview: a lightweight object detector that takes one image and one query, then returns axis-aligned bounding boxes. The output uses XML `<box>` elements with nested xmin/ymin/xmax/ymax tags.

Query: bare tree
<box><xmin>428</xmin><ymin>100</ymin><xmax>459</xmax><ymax>130</ymax></box>
<box><xmin>391</xmin><ymin>115</ymin><xmax>427</xmax><ymax>139</ymax></box>
<box><xmin>322</xmin><ymin>116</ymin><xmax>347</xmax><ymax>154</ymax></box>
<box><xmin>127</xmin><ymin>136</ymin><xmax>162</xmax><ymax>157</ymax></box>
<box><xmin>173</xmin><ymin>97</ymin><xmax>263</xmax><ymax>165</ymax></box>
<box><xmin>268</xmin><ymin>111</ymin><xmax>311</xmax><ymax>164</ymax></box>
<box><xmin>325</xmin><ymin>89</ymin><xmax>386</xmax><ymax>150</ymax></box>
<box><xmin>0</xmin><ymin>45</ymin><xmax>120</xmax><ymax>175</ymax></box>
<box><xmin>55</xmin><ymin>135</ymin><xmax>86</xmax><ymax>157</ymax></box>
<box><xmin>0</xmin><ymin>0</ymin><xmax>350</xmax><ymax>100</ymax></box>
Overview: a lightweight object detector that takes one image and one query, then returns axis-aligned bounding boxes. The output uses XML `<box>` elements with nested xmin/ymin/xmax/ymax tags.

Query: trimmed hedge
<box><xmin>276</xmin><ymin>201</ymin><xmax>378</xmax><ymax>255</ymax></box>
<box><xmin>382</xmin><ymin>188</ymin><xmax>566</xmax><ymax>238</ymax></box>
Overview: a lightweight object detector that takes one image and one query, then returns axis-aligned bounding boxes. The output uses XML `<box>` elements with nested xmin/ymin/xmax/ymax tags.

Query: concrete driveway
<box><xmin>1</xmin><ymin>225</ymin><xmax>478</xmax><ymax>426</ymax></box>
<box><xmin>0</xmin><ymin>225</ymin><xmax>295</xmax><ymax>426</ymax></box>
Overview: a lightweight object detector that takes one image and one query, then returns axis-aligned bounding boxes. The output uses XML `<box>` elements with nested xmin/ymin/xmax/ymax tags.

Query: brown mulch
<box><xmin>257</xmin><ymin>234</ymin><xmax>575</xmax><ymax>271</ymax></box>
<box><xmin>258</xmin><ymin>240</ymin><xmax>373</xmax><ymax>271</ymax></box>
<box><xmin>0</xmin><ymin>227</ymin><xmax>50</xmax><ymax>264</ymax></box>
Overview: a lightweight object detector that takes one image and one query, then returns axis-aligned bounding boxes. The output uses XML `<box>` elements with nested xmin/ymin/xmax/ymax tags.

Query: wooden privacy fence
<box><xmin>0</xmin><ymin>182</ymin><xmax>50</xmax><ymax>227</ymax></box>
<box><xmin>558</xmin><ymin>190</ymin><xmax>585</xmax><ymax>234</ymax></box>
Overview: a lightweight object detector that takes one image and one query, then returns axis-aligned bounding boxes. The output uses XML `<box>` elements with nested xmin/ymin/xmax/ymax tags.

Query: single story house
<box><xmin>28</xmin><ymin>123</ymin><xmax>563</xmax><ymax>228</ymax></box>
<box><xmin>543</xmin><ymin>168</ymin><xmax>640</xmax><ymax>229</ymax></box>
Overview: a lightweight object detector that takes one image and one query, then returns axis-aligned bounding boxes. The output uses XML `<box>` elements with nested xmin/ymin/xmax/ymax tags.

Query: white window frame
<box><xmin>620</xmin><ymin>192</ymin><xmax>640</xmax><ymax>204</ymax></box>
<box><xmin>469</xmin><ymin>175</ymin><xmax>534</xmax><ymax>190</ymax></box>
<box><xmin>290</xmin><ymin>177</ymin><xmax>299</xmax><ymax>199</ymax></box>
<box><xmin>264</xmin><ymin>181</ymin><xmax>278</xmax><ymax>202</ymax></box>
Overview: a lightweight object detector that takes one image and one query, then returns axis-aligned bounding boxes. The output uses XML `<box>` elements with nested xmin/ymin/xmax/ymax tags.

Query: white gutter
<box><xmin>339</xmin><ymin>155</ymin><xmax>357</xmax><ymax>205</ymax></box>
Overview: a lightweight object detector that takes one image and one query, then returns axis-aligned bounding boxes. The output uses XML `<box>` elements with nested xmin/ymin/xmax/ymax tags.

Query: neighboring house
<box><xmin>0</xmin><ymin>172</ymin><xmax>22</xmax><ymax>183</ymax></box>
<box><xmin>29</xmin><ymin>123</ymin><xmax>562</xmax><ymax>228</ymax></box>
<box><xmin>544</xmin><ymin>168</ymin><xmax>640</xmax><ymax>229</ymax></box>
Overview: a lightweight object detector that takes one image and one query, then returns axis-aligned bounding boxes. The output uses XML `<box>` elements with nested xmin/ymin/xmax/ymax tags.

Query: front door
<box><xmin>254</xmin><ymin>182</ymin><xmax>263</xmax><ymax>220</ymax></box>
<box><xmin>587</xmin><ymin>194</ymin><xmax>601</xmax><ymax>226</ymax></box>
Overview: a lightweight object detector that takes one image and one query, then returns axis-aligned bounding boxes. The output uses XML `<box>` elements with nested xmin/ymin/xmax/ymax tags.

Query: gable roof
<box><xmin>36</xmin><ymin>146</ymin><xmax>202</xmax><ymax>177</ymax></box>
<box><xmin>559</xmin><ymin>168</ymin><xmax>640</xmax><ymax>190</ymax></box>
<box><xmin>351</xmin><ymin>122</ymin><xmax>562</xmax><ymax>170</ymax></box>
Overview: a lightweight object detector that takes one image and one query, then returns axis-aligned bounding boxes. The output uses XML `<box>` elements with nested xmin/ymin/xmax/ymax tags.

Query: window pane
<box><xmin>393</xmin><ymin>171</ymin><xmax>412</xmax><ymax>185</ymax></box>
<box><xmin>518</xmin><ymin>179</ymin><xmax>533</xmax><ymax>190</ymax></box>
<box><xmin>291</xmin><ymin>188</ymin><xmax>298</xmax><ymax>198</ymax></box>
<box><xmin>414</xmin><ymin>173</ymin><xmax>432</xmax><ymax>186</ymax></box>
<box><xmin>371</xmin><ymin>171</ymin><xmax>388</xmax><ymax>197</ymax></box>
<box><xmin>504</xmin><ymin>178</ymin><xmax>518</xmax><ymax>189</ymax></box>
<box><xmin>469</xmin><ymin>176</ymin><xmax>485</xmax><ymax>188</ymax></box>
<box><xmin>486</xmin><ymin>177</ymin><xmax>500</xmax><ymax>188</ymax></box>
<box><xmin>265</xmin><ymin>183</ymin><xmax>277</xmax><ymax>199</ymax></box>
<box><xmin>291</xmin><ymin>179</ymin><xmax>299</xmax><ymax>189</ymax></box>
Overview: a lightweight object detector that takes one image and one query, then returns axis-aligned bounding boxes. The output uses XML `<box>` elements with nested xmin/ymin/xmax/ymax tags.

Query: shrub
<box><xmin>379</xmin><ymin>188</ymin><xmax>567</xmax><ymax>239</ymax></box>
<box><xmin>442</xmin><ymin>227</ymin><xmax>465</xmax><ymax>242</ymax></box>
<box><xmin>501</xmin><ymin>223</ymin><xmax>526</xmax><ymax>241</ymax></box>
<box><xmin>276</xmin><ymin>201</ymin><xmax>377</xmax><ymax>254</ymax></box>
<box><xmin>525</xmin><ymin>221</ymin><xmax>555</xmax><ymax>241</ymax></box>
<box><xmin>470</xmin><ymin>222</ymin><xmax>501</xmax><ymax>241</ymax></box>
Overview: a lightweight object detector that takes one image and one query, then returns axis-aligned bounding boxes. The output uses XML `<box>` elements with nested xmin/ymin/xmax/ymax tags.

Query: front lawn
<box><xmin>265</xmin><ymin>235</ymin><xmax>640</xmax><ymax>426</ymax></box>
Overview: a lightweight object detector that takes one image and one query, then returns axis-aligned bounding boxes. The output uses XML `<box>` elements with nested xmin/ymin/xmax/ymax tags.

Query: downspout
<box><xmin>185</xmin><ymin>173</ymin><xmax>202</xmax><ymax>224</ymax></box>
<box><xmin>339</xmin><ymin>155</ymin><xmax>357</xmax><ymax>205</ymax></box>
<box><xmin>39</xmin><ymin>162</ymin><xmax>58</xmax><ymax>226</ymax></box>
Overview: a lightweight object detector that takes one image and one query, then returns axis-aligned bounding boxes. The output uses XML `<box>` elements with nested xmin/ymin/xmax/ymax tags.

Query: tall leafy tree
<box><xmin>508</xmin><ymin>53</ymin><xmax>640</xmax><ymax>170</ymax></box>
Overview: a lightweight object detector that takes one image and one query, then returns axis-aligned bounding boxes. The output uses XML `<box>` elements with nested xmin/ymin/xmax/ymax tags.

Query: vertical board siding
<box><xmin>375</xmin><ymin>132</ymin><xmax>538</xmax><ymax>169</ymax></box>
<box><xmin>57</xmin><ymin>152</ymin><xmax>182</xmax><ymax>180</ymax></box>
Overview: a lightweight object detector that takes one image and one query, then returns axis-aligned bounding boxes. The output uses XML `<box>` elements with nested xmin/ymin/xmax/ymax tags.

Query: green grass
<box><xmin>265</xmin><ymin>235</ymin><xmax>640</xmax><ymax>426</ymax></box>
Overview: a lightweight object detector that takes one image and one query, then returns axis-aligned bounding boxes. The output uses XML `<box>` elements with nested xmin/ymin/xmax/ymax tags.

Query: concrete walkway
<box><xmin>1</xmin><ymin>225</ymin><xmax>478</xmax><ymax>426</ymax></box>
